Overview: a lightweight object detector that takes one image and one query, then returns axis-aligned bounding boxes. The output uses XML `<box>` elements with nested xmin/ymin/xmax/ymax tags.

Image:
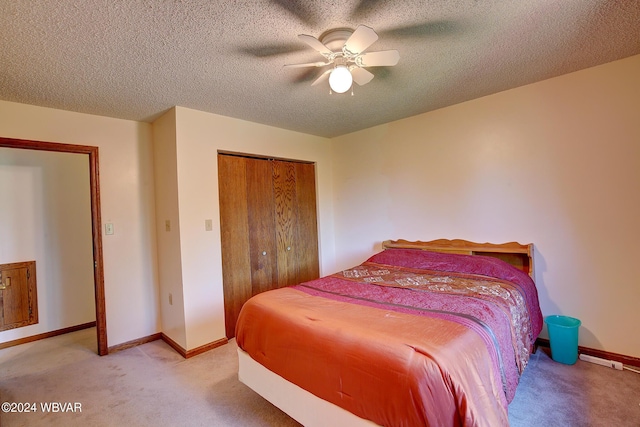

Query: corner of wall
<box><xmin>152</xmin><ymin>108</ymin><xmax>187</xmax><ymax>349</ymax></box>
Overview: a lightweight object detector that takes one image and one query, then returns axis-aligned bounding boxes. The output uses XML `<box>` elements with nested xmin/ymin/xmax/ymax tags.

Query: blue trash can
<box><xmin>545</xmin><ymin>315</ymin><xmax>581</xmax><ymax>364</ymax></box>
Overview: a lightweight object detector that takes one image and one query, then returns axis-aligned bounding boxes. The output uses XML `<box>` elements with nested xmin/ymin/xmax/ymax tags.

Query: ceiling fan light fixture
<box><xmin>329</xmin><ymin>65</ymin><xmax>352</xmax><ymax>94</ymax></box>
<box><xmin>286</xmin><ymin>25</ymin><xmax>399</xmax><ymax>95</ymax></box>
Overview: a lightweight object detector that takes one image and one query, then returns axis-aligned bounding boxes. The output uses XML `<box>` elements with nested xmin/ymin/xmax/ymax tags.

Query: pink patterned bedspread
<box><xmin>300</xmin><ymin>249</ymin><xmax>543</xmax><ymax>401</ymax></box>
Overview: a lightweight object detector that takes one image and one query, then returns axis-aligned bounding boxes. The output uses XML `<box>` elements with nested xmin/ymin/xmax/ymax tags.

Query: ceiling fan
<box><xmin>284</xmin><ymin>25</ymin><xmax>400</xmax><ymax>94</ymax></box>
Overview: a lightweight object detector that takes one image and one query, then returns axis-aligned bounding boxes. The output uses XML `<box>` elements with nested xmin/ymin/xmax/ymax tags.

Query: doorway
<box><xmin>0</xmin><ymin>137</ymin><xmax>107</xmax><ymax>355</ymax></box>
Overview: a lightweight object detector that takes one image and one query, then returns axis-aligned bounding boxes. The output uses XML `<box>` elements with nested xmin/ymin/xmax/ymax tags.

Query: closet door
<box><xmin>246</xmin><ymin>158</ymin><xmax>277</xmax><ymax>294</ymax></box>
<box><xmin>219</xmin><ymin>154</ymin><xmax>319</xmax><ymax>338</ymax></box>
<box><xmin>272</xmin><ymin>161</ymin><xmax>319</xmax><ymax>287</ymax></box>
<box><xmin>293</xmin><ymin>162</ymin><xmax>319</xmax><ymax>283</ymax></box>
<box><xmin>272</xmin><ymin>160</ymin><xmax>298</xmax><ymax>288</ymax></box>
<box><xmin>218</xmin><ymin>155</ymin><xmax>252</xmax><ymax>339</ymax></box>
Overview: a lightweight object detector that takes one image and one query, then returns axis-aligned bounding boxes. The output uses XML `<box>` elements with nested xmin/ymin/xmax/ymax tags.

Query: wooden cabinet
<box><xmin>0</xmin><ymin>261</ymin><xmax>38</xmax><ymax>331</ymax></box>
<box><xmin>218</xmin><ymin>154</ymin><xmax>319</xmax><ymax>338</ymax></box>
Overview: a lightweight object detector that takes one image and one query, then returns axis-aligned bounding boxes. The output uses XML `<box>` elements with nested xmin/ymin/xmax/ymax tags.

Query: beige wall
<box><xmin>0</xmin><ymin>100</ymin><xmax>160</xmax><ymax>347</ymax></box>
<box><xmin>153</xmin><ymin>106</ymin><xmax>335</xmax><ymax>350</ymax></box>
<box><xmin>0</xmin><ymin>148</ymin><xmax>95</xmax><ymax>342</ymax></box>
<box><xmin>152</xmin><ymin>108</ymin><xmax>187</xmax><ymax>348</ymax></box>
<box><xmin>331</xmin><ymin>55</ymin><xmax>640</xmax><ymax>358</ymax></box>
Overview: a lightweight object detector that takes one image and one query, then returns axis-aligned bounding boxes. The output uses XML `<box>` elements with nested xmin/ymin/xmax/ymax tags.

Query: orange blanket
<box><xmin>236</xmin><ymin>287</ymin><xmax>509</xmax><ymax>426</ymax></box>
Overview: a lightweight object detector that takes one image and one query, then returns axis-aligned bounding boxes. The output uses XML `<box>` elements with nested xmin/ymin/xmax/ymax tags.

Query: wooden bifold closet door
<box><xmin>218</xmin><ymin>154</ymin><xmax>319</xmax><ymax>338</ymax></box>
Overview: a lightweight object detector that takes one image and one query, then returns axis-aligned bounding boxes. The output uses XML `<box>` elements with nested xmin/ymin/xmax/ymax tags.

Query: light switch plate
<box><xmin>205</xmin><ymin>219</ymin><xmax>213</xmax><ymax>231</ymax></box>
<box><xmin>105</xmin><ymin>223</ymin><xmax>114</xmax><ymax>235</ymax></box>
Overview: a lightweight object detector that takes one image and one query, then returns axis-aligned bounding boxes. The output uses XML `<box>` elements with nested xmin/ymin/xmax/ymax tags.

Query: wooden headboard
<box><xmin>382</xmin><ymin>239</ymin><xmax>535</xmax><ymax>280</ymax></box>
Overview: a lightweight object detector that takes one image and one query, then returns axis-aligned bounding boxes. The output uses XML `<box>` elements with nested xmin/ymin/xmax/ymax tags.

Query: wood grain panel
<box><xmin>0</xmin><ymin>261</ymin><xmax>38</xmax><ymax>331</ymax></box>
<box><xmin>273</xmin><ymin>160</ymin><xmax>298</xmax><ymax>288</ymax></box>
<box><xmin>1</xmin><ymin>267</ymin><xmax>28</xmax><ymax>326</ymax></box>
<box><xmin>246</xmin><ymin>158</ymin><xmax>276</xmax><ymax>295</ymax></box>
<box><xmin>218</xmin><ymin>155</ymin><xmax>252</xmax><ymax>338</ymax></box>
<box><xmin>294</xmin><ymin>162</ymin><xmax>319</xmax><ymax>283</ymax></box>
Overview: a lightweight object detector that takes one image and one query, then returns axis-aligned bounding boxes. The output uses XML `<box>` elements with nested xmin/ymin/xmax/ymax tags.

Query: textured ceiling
<box><xmin>1</xmin><ymin>1</ymin><xmax>639</xmax><ymax>138</ymax></box>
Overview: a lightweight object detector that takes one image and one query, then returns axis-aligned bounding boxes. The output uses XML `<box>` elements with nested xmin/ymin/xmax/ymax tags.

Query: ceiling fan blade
<box><xmin>357</xmin><ymin>50</ymin><xmax>400</xmax><ymax>67</ymax></box>
<box><xmin>349</xmin><ymin>0</ymin><xmax>386</xmax><ymax>21</ymax></box>
<box><xmin>351</xmin><ymin>67</ymin><xmax>374</xmax><ymax>86</ymax></box>
<box><xmin>311</xmin><ymin>69</ymin><xmax>332</xmax><ymax>86</ymax></box>
<box><xmin>270</xmin><ymin>0</ymin><xmax>318</xmax><ymax>26</ymax></box>
<box><xmin>343</xmin><ymin>25</ymin><xmax>378</xmax><ymax>55</ymax></box>
<box><xmin>237</xmin><ymin>43</ymin><xmax>307</xmax><ymax>58</ymax></box>
<box><xmin>298</xmin><ymin>34</ymin><xmax>333</xmax><ymax>57</ymax></box>
<box><xmin>379</xmin><ymin>20</ymin><xmax>461</xmax><ymax>40</ymax></box>
<box><xmin>284</xmin><ymin>61</ymin><xmax>330</xmax><ymax>68</ymax></box>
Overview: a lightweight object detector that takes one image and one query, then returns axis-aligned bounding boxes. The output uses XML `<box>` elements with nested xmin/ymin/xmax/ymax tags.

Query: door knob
<box><xmin>0</xmin><ymin>277</ymin><xmax>10</xmax><ymax>290</ymax></box>
<box><xmin>287</xmin><ymin>246</ymin><xmax>291</xmax><ymax>251</ymax></box>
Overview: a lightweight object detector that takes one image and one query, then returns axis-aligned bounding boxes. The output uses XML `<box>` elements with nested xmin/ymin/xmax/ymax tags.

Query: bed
<box><xmin>235</xmin><ymin>239</ymin><xmax>543</xmax><ymax>426</ymax></box>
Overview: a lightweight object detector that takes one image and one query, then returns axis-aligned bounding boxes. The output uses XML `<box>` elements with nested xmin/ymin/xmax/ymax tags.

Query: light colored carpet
<box><xmin>509</xmin><ymin>347</ymin><xmax>640</xmax><ymax>426</ymax></box>
<box><xmin>0</xmin><ymin>329</ymin><xmax>299</xmax><ymax>427</ymax></box>
<box><xmin>0</xmin><ymin>328</ymin><xmax>638</xmax><ymax>426</ymax></box>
